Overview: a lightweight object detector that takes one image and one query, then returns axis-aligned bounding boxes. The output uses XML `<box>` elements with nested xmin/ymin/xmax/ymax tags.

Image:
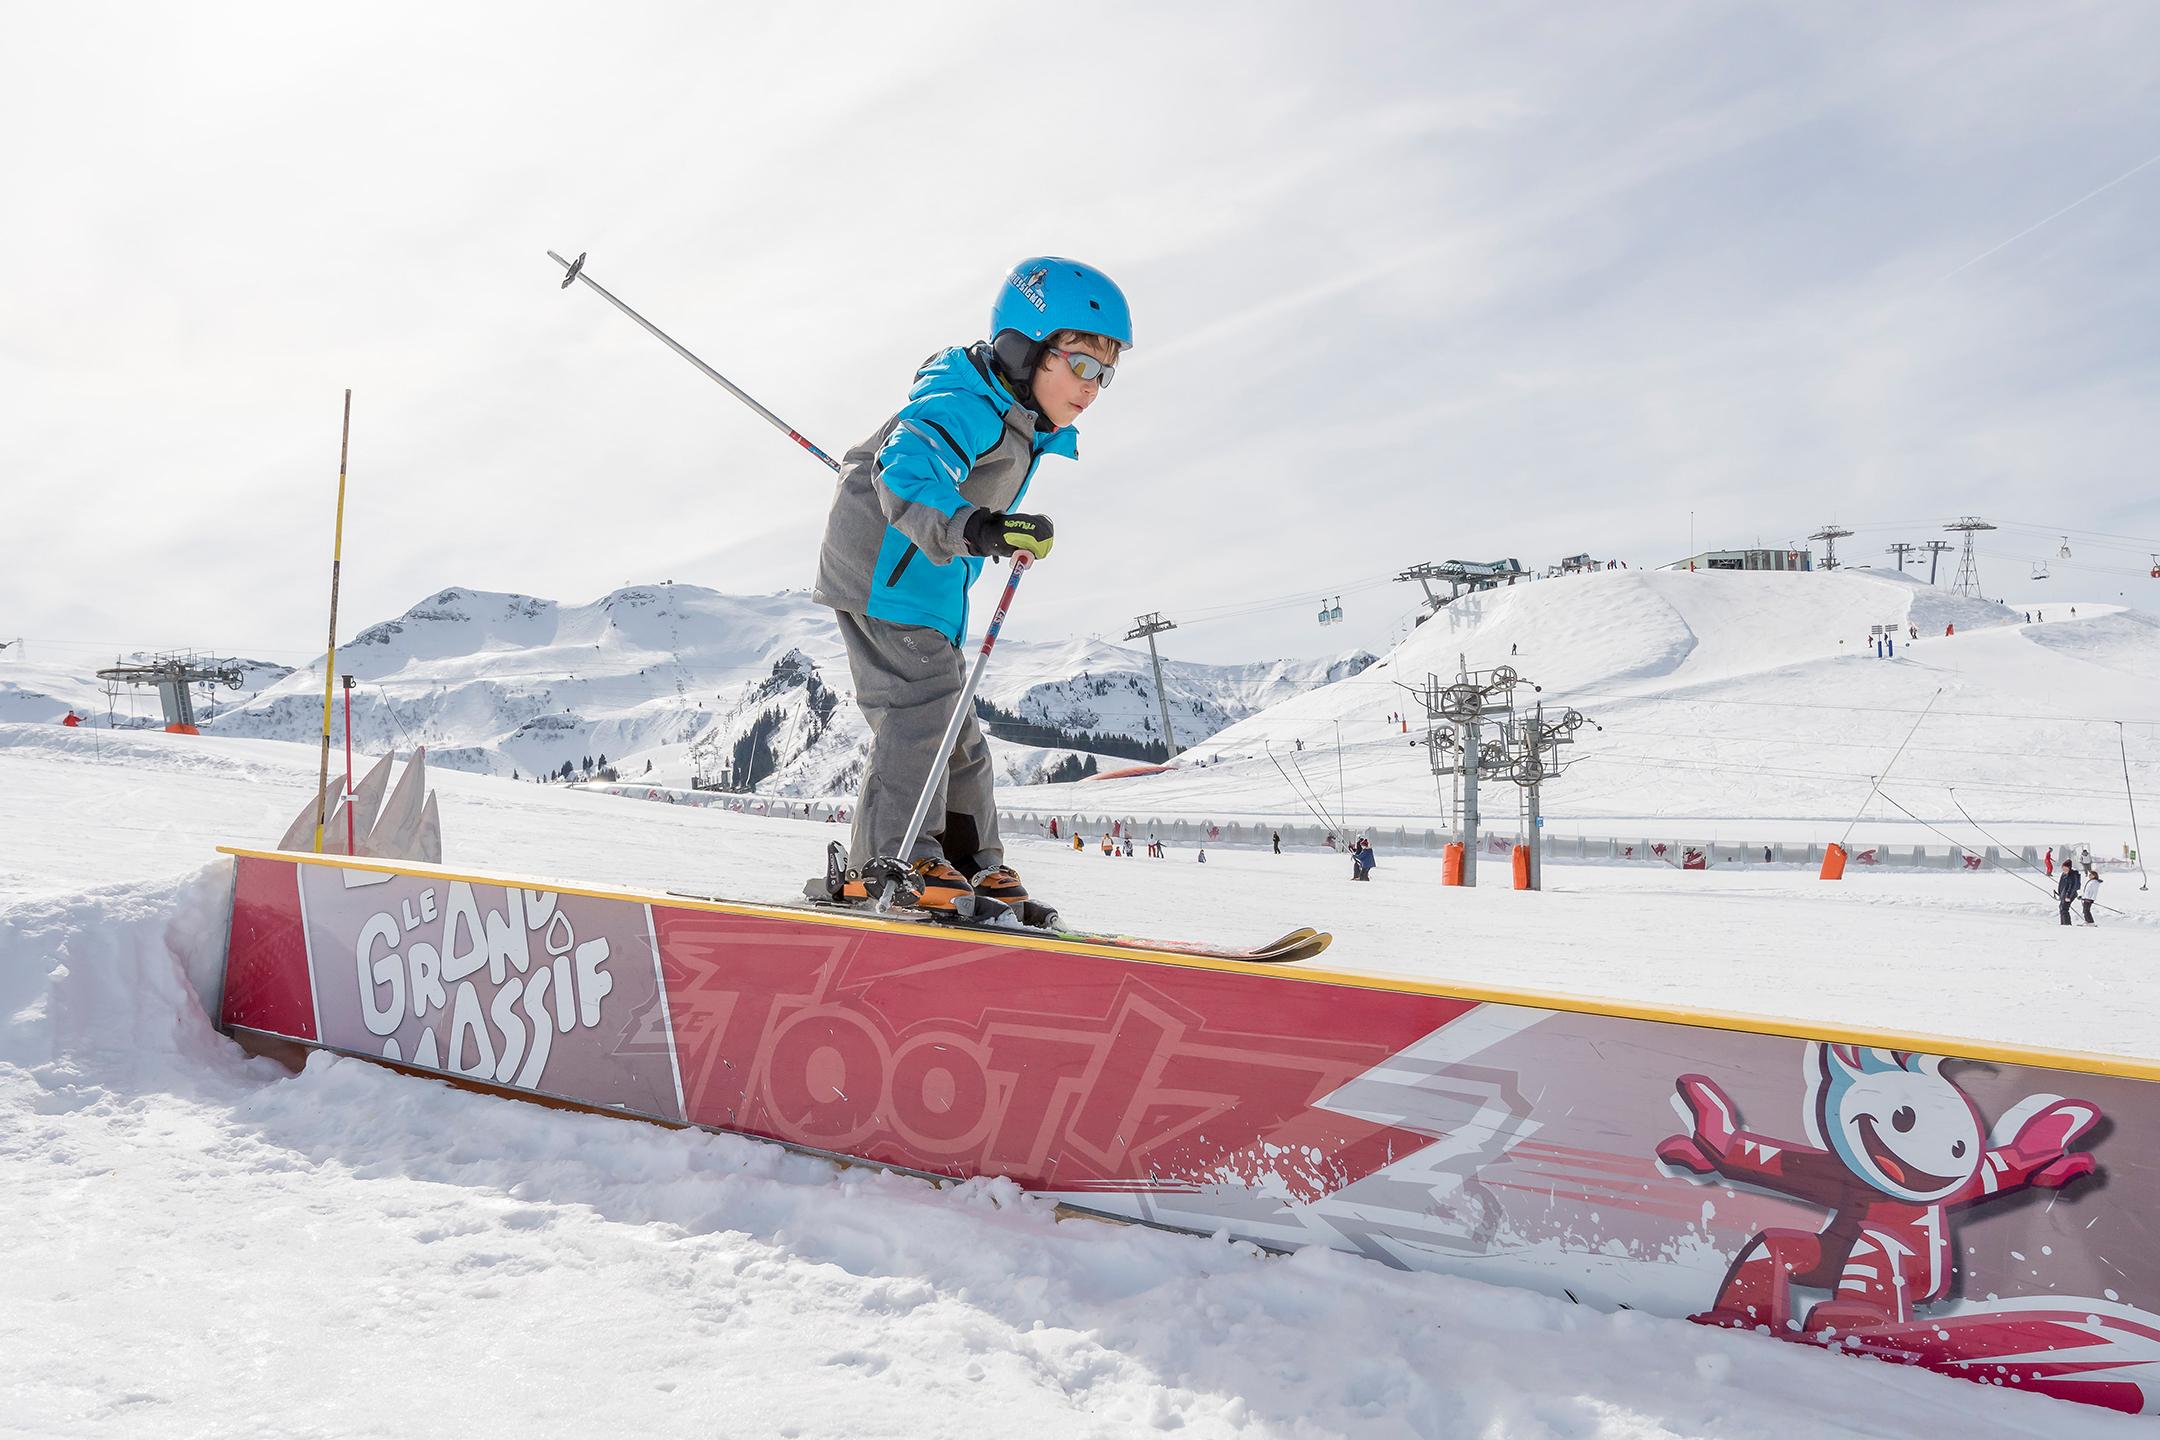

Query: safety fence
<box><xmin>997</xmin><ymin>813</ymin><xmax>2070</xmax><ymax>871</ymax></box>
<box><xmin>579</xmin><ymin>784</ymin><xmax>2121</xmax><ymax>872</ymax></box>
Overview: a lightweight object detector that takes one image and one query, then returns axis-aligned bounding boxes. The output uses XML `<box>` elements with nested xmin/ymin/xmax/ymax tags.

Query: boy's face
<box><xmin>1032</xmin><ymin>335</ymin><xmax>1120</xmax><ymax>428</ymax></box>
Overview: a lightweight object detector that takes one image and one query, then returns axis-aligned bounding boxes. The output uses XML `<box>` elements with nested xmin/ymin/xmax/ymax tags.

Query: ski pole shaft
<box><xmin>875</xmin><ymin>553</ymin><xmax>1033</xmax><ymax>914</ymax></box>
<box><xmin>545</xmin><ymin>250</ymin><xmax>841</xmax><ymax>473</ymax></box>
<box><xmin>313</xmin><ymin>389</ymin><xmax>353</xmax><ymax>854</ymax></box>
<box><xmin>342</xmin><ymin>675</ymin><xmax>356</xmax><ymax>854</ymax></box>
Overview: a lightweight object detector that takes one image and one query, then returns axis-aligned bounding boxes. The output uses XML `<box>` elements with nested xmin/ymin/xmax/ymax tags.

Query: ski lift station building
<box><xmin>1663</xmin><ymin>547</ymin><xmax>1815</xmax><ymax>573</ymax></box>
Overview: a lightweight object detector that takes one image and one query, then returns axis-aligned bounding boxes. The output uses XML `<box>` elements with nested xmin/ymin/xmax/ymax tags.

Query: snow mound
<box><xmin>1040</xmin><ymin>569</ymin><xmax>2150</xmax><ymax>845</ymax></box>
<box><xmin>1387</xmin><ymin>568</ymin><xmax>2020</xmax><ymax>695</ymax></box>
<box><xmin>2025</xmin><ymin>609</ymin><xmax>2160</xmax><ymax>683</ymax></box>
<box><xmin>0</xmin><ymin>864</ymin><xmax>239</xmax><ymax>1082</ymax></box>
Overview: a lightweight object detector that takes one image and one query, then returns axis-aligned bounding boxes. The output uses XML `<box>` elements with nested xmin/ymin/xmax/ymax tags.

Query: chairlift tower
<box><xmin>1405</xmin><ymin>663</ymin><xmax>1598</xmax><ymax>890</ymax></box>
<box><xmin>1510</xmin><ymin>701</ymin><xmax>1594</xmax><ymax>891</ymax></box>
<box><xmin>1394</xmin><ymin>562</ymin><xmax>1452</xmax><ymax>614</ymax></box>
<box><xmin>1923</xmin><ymin>539</ymin><xmax>1955</xmax><ymax>585</ymax></box>
<box><xmin>1123</xmin><ymin>612</ymin><xmax>1182</xmax><ymax>760</ymax></box>
<box><xmin>1809</xmin><ymin>524</ymin><xmax>1855</xmax><ymax>571</ymax></box>
<box><xmin>1887</xmin><ymin>542</ymin><xmax>1917</xmax><ymax>574</ymax></box>
<box><xmin>95</xmin><ymin>652</ymin><xmax>245</xmax><ymax>732</ymax></box>
<box><xmin>1944</xmin><ymin>517</ymin><xmax>1996</xmax><ymax>599</ymax></box>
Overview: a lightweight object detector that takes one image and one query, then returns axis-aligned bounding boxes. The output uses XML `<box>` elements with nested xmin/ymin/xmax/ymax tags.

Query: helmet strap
<box><xmin>989</xmin><ymin>331</ymin><xmax>1045</xmax><ymax>398</ymax></box>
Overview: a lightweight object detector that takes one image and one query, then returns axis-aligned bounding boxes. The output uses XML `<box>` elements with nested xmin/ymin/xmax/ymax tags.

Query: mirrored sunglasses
<box><xmin>1047</xmin><ymin>347</ymin><xmax>1116</xmax><ymax>388</ymax></box>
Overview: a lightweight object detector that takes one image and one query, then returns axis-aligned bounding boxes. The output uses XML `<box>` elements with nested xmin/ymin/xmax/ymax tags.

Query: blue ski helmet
<box><xmin>989</xmin><ymin>257</ymin><xmax>1133</xmax><ymax>350</ymax></box>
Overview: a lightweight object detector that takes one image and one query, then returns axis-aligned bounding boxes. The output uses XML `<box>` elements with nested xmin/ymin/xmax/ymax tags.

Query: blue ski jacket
<box><xmin>813</xmin><ymin>344</ymin><xmax>1079</xmax><ymax>645</ymax></box>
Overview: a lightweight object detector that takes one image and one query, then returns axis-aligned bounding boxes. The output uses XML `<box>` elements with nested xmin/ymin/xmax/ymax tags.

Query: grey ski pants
<box><xmin>835</xmin><ymin>610</ymin><xmax>1002</xmax><ymax>874</ymax></box>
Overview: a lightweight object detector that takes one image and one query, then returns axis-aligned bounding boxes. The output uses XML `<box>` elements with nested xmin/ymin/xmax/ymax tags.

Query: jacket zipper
<box><xmin>885</xmin><ymin>542</ymin><xmax>920</xmax><ymax>587</ymax></box>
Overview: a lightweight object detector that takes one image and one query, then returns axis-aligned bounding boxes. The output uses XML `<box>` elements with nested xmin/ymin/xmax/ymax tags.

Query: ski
<box><xmin>661</xmin><ymin>891</ymin><xmax>1329</xmax><ymax>965</ymax></box>
<box><xmin>669</xmin><ymin>841</ymin><xmax>1330</xmax><ymax>964</ymax></box>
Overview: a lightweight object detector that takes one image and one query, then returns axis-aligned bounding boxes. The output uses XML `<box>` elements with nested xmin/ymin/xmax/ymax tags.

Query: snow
<box><xmin>4</xmin><ymin>716</ymin><xmax>2157</xmax><ymax>1436</ymax></box>
<box><xmin>3</xmin><ymin>569</ymin><xmax>2155</xmax><ymax>1435</ymax></box>
<box><xmin>1036</xmin><ymin>570</ymin><xmax>2160</xmax><ymax>851</ymax></box>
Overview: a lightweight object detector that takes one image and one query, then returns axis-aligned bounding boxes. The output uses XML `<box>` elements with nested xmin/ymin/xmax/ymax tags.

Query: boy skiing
<box><xmin>814</xmin><ymin>258</ymin><xmax>1132</xmax><ymax>911</ymax></box>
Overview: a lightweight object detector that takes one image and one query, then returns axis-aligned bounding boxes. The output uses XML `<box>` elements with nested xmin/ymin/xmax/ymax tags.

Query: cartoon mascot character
<box><xmin>1656</xmin><ymin>1045</ymin><xmax>2101</xmax><ymax>1335</ymax></box>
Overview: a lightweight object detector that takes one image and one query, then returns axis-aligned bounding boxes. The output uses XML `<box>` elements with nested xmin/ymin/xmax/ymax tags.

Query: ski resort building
<box><xmin>1664</xmin><ymin>547</ymin><xmax>1814</xmax><ymax>572</ymax></box>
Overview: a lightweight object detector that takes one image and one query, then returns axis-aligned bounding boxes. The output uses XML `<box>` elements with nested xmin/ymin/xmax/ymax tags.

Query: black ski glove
<box><xmin>964</xmin><ymin>509</ymin><xmax>1055</xmax><ymax>560</ymax></box>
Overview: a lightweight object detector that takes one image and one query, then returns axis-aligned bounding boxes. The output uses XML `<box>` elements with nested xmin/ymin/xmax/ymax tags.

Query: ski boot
<box><xmin>903</xmin><ymin>857</ymin><xmax>973</xmax><ymax>911</ymax></box>
<box><xmin>969</xmin><ymin>865</ymin><xmax>1063</xmax><ymax>931</ymax></box>
<box><xmin>969</xmin><ymin>864</ymin><xmax>1030</xmax><ymax>905</ymax></box>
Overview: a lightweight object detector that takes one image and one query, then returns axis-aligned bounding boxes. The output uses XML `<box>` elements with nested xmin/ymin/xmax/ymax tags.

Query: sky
<box><xmin>3</xmin><ymin>0</ymin><xmax>2158</xmax><ymax>672</ymax></box>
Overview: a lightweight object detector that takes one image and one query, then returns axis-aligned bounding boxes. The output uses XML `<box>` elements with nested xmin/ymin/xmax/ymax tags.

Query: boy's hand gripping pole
<box><xmin>873</xmin><ymin>553</ymin><xmax>1033</xmax><ymax>914</ymax></box>
<box><xmin>546</xmin><ymin>250</ymin><xmax>842</xmax><ymax>473</ymax></box>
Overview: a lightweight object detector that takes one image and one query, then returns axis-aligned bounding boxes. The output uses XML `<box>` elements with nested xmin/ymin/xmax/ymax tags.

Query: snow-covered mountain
<box><xmin>173</xmin><ymin>584</ymin><xmax>1370</xmax><ymax>793</ymax></box>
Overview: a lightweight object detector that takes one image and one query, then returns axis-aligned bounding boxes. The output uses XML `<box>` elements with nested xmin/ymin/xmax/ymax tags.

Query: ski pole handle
<box><xmin>546</xmin><ymin>249</ymin><xmax>842</xmax><ymax>473</ymax></box>
<box><xmin>876</xmin><ymin>552</ymin><xmax>1033</xmax><ymax>913</ymax></box>
<box><xmin>975</xmin><ymin>550</ymin><xmax>1032</xmax><ymax>651</ymax></box>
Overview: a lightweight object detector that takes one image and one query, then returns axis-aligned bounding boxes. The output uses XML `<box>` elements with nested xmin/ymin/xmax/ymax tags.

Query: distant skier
<box><xmin>1271</xmin><ymin>830</ymin><xmax>1281</xmax><ymax>854</ymax></box>
<box><xmin>2081</xmin><ymin>865</ymin><xmax>2103</xmax><ymax>925</ymax></box>
<box><xmin>2056</xmin><ymin>863</ymin><xmax>2081</xmax><ymax>926</ymax></box>
<box><xmin>60</xmin><ymin>710</ymin><xmax>82</xmax><ymax>727</ymax></box>
<box><xmin>1510</xmin><ymin>642</ymin><xmax>1518</xmax><ymax>656</ymax></box>
<box><xmin>1101</xmin><ymin>833</ymin><xmax>1114</xmax><ymax>856</ymax></box>
<box><xmin>2044</xmin><ymin>846</ymin><xmax>2055</xmax><ymax>877</ymax></box>
<box><xmin>1352</xmin><ymin>838</ymin><xmax>1376</xmax><ymax>882</ymax></box>
<box><xmin>1047</xmin><ymin>817</ymin><xmax>1058</xmax><ymax>840</ymax></box>
<box><xmin>1197</xmin><ymin>847</ymin><xmax>1207</xmax><ymax>864</ymax></box>
<box><xmin>812</xmin><ymin>257</ymin><xmax>1130</xmax><ymax>912</ymax></box>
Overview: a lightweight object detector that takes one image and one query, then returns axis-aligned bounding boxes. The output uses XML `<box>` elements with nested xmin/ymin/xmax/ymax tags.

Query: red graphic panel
<box><xmin>653</xmin><ymin>908</ymin><xmax>1474</xmax><ymax>1196</ymax></box>
<box><xmin>222</xmin><ymin>855</ymin><xmax>316</xmax><ymax>1039</ymax></box>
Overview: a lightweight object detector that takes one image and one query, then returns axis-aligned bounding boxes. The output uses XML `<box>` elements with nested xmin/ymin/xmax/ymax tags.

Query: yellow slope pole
<box><xmin>313</xmin><ymin>389</ymin><xmax>353</xmax><ymax>853</ymax></box>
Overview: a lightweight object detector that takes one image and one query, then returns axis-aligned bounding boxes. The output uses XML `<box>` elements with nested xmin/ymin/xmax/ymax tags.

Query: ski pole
<box><xmin>545</xmin><ymin>249</ymin><xmax>842</xmax><ymax>473</ymax></box>
<box><xmin>313</xmin><ymin>389</ymin><xmax>353</xmax><ymax>854</ymax></box>
<box><xmin>342</xmin><ymin>674</ymin><xmax>357</xmax><ymax>855</ymax></box>
<box><xmin>875</xmin><ymin>552</ymin><xmax>1034</xmax><ymax>914</ymax></box>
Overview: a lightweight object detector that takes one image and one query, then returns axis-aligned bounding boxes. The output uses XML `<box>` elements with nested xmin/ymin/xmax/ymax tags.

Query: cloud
<box><xmin>2</xmin><ymin>1</ymin><xmax>2156</xmax><ymax>670</ymax></box>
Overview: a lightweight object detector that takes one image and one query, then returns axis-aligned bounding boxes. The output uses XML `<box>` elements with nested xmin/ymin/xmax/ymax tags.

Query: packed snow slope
<box><xmin>1039</xmin><ymin>569</ymin><xmax>2160</xmax><ymax>847</ymax></box>
<box><xmin>4</xmin><ymin>721</ymin><xmax>2154</xmax><ymax>1438</ymax></box>
<box><xmin>159</xmin><ymin>584</ymin><xmax>1366</xmax><ymax>792</ymax></box>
